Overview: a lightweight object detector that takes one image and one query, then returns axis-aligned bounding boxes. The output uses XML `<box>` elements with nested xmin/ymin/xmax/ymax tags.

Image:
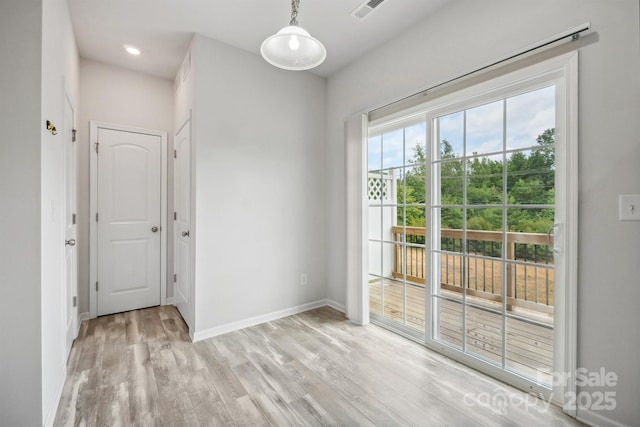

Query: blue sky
<box><xmin>367</xmin><ymin>123</ymin><xmax>426</xmax><ymax>171</ymax></box>
<box><xmin>368</xmin><ymin>85</ymin><xmax>555</xmax><ymax>170</ymax></box>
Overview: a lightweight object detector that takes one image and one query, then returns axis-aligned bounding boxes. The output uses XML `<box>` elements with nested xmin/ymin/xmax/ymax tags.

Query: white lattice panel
<box><xmin>368</xmin><ymin>173</ymin><xmax>393</xmax><ymax>201</ymax></box>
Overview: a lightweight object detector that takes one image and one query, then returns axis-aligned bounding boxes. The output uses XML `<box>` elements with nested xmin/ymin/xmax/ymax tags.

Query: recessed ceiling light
<box><xmin>125</xmin><ymin>46</ymin><xmax>141</xmax><ymax>56</ymax></box>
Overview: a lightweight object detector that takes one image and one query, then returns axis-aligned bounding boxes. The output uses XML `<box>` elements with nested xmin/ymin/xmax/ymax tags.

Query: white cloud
<box><xmin>368</xmin><ymin>122</ymin><xmax>427</xmax><ymax>170</ymax></box>
<box><xmin>506</xmin><ymin>85</ymin><xmax>555</xmax><ymax>149</ymax></box>
<box><xmin>382</xmin><ymin>128</ymin><xmax>404</xmax><ymax>169</ymax></box>
<box><xmin>439</xmin><ymin>111</ymin><xmax>464</xmax><ymax>156</ymax></box>
<box><xmin>466</xmin><ymin>100</ymin><xmax>504</xmax><ymax>154</ymax></box>
<box><xmin>371</xmin><ymin>85</ymin><xmax>555</xmax><ymax>169</ymax></box>
<box><xmin>437</xmin><ymin>85</ymin><xmax>555</xmax><ymax>156</ymax></box>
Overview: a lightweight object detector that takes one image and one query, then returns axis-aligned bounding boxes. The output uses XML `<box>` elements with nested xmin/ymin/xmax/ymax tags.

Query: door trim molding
<box><xmin>345</xmin><ymin>113</ymin><xmax>369</xmax><ymax>325</ymax></box>
<box><xmin>63</xmin><ymin>81</ymin><xmax>79</xmax><ymax>356</ymax></box>
<box><xmin>89</xmin><ymin>121</ymin><xmax>168</xmax><ymax>319</ymax></box>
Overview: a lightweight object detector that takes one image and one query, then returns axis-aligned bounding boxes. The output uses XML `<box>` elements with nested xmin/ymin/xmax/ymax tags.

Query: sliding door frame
<box><xmin>350</xmin><ymin>51</ymin><xmax>578</xmax><ymax>413</ymax></box>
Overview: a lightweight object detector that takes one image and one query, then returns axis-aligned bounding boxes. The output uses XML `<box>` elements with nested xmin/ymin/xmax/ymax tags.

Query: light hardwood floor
<box><xmin>54</xmin><ymin>305</ymin><xmax>582</xmax><ymax>426</ymax></box>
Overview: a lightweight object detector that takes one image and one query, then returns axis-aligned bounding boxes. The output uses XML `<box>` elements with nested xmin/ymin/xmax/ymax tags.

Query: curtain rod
<box><xmin>369</xmin><ymin>22</ymin><xmax>591</xmax><ymax>117</ymax></box>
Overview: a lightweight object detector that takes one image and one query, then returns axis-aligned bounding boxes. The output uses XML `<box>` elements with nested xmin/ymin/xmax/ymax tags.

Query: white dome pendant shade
<box><xmin>261</xmin><ymin>26</ymin><xmax>326</xmax><ymax>70</ymax></box>
<box><xmin>261</xmin><ymin>0</ymin><xmax>326</xmax><ymax>71</ymax></box>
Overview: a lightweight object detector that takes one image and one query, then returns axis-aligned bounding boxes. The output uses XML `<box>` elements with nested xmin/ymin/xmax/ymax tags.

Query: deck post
<box><xmin>506</xmin><ymin>241</ymin><xmax>515</xmax><ymax>311</ymax></box>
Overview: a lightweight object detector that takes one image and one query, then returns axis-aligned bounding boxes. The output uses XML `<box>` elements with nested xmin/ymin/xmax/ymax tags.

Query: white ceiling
<box><xmin>67</xmin><ymin>0</ymin><xmax>450</xmax><ymax>79</ymax></box>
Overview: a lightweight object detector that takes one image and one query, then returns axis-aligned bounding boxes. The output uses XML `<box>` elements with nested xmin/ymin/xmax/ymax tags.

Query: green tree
<box><xmin>398</xmin><ymin>128</ymin><xmax>556</xmax><ymax>239</ymax></box>
<box><xmin>398</xmin><ymin>142</ymin><xmax>427</xmax><ymax>227</ymax></box>
<box><xmin>440</xmin><ymin>140</ymin><xmax>463</xmax><ymax>207</ymax></box>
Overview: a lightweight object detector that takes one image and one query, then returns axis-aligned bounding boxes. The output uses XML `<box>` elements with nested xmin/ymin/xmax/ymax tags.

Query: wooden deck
<box><xmin>369</xmin><ymin>279</ymin><xmax>553</xmax><ymax>384</ymax></box>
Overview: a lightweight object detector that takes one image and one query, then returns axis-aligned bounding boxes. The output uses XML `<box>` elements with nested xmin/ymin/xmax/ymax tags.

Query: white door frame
<box><xmin>63</xmin><ymin>86</ymin><xmax>78</xmax><ymax>354</ymax></box>
<box><xmin>89</xmin><ymin>121</ymin><xmax>168</xmax><ymax>318</ymax></box>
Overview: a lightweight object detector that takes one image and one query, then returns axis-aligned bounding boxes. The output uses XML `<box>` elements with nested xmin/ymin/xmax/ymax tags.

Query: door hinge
<box><xmin>95</xmin><ymin>142</ymin><xmax>99</xmax><ymax>153</ymax></box>
<box><xmin>95</xmin><ymin>281</ymin><xmax>99</xmax><ymax>291</ymax></box>
<box><xmin>72</xmin><ymin>213</ymin><xmax>76</xmax><ymax>225</ymax></box>
<box><xmin>72</xmin><ymin>129</ymin><xmax>77</xmax><ymax>142</ymax></box>
<box><xmin>95</xmin><ymin>212</ymin><xmax>99</xmax><ymax>222</ymax></box>
<box><xmin>174</xmin><ymin>149</ymin><xmax>177</xmax><ymax>159</ymax></box>
<box><xmin>173</xmin><ymin>273</ymin><xmax>177</xmax><ymax>283</ymax></box>
<box><xmin>72</xmin><ymin>296</ymin><xmax>77</xmax><ymax>307</ymax></box>
<box><xmin>174</xmin><ymin>212</ymin><xmax>177</xmax><ymax>220</ymax></box>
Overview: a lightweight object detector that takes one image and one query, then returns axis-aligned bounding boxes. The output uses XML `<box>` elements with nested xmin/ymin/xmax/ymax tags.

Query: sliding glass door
<box><xmin>368</xmin><ymin>116</ymin><xmax>427</xmax><ymax>335</ymax></box>
<box><xmin>366</xmin><ymin>54</ymin><xmax>577</xmax><ymax>399</ymax></box>
<box><xmin>429</xmin><ymin>85</ymin><xmax>557</xmax><ymax>387</ymax></box>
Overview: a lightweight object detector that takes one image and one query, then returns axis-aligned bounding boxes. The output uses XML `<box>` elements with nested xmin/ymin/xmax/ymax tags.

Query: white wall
<box><xmin>40</xmin><ymin>0</ymin><xmax>79</xmax><ymax>423</ymax></box>
<box><xmin>78</xmin><ymin>59</ymin><xmax>175</xmax><ymax>314</ymax></box>
<box><xmin>326</xmin><ymin>1</ymin><xmax>640</xmax><ymax>425</ymax></box>
<box><xmin>186</xmin><ymin>35</ymin><xmax>327</xmax><ymax>334</ymax></box>
<box><xmin>0</xmin><ymin>0</ymin><xmax>79</xmax><ymax>424</ymax></box>
<box><xmin>0</xmin><ymin>2</ymin><xmax>43</xmax><ymax>425</ymax></box>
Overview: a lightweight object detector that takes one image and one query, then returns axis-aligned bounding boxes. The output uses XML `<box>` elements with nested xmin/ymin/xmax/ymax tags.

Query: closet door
<box><xmin>174</xmin><ymin>119</ymin><xmax>192</xmax><ymax>330</ymax></box>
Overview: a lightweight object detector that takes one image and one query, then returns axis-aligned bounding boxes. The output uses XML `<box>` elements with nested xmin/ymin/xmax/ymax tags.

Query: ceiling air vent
<box><xmin>351</xmin><ymin>0</ymin><xmax>386</xmax><ymax>20</ymax></box>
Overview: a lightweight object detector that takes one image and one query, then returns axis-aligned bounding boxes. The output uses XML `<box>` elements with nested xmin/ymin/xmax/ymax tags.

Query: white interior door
<box><xmin>96</xmin><ymin>128</ymin><xmax>162</xmax><ymax>316</ymax></box>
<box><xmin>64</xmin><ymin>95</ymin><xmax>78</xmax><ymax>356</ymax></box>
<box><xmin>174</xmin><ymin>120</ymin><xmax>191</xmax><ymax>329</ymax></box>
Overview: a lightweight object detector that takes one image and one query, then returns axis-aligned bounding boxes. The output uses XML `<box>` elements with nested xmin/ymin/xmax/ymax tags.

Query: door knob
<box><xmin>182</xmin><ymin>230</ymin><xmax>190</xmax><ymax>237</ymax></box>
<box><xmin>151</xmin><ymin>226</ymin><xmax>159</xmax><ymax>232</ymax></box>
<box><xmin>65</xmin><ymin>239</ymin><xmax>76</xmax><ymax>246</ymax></box>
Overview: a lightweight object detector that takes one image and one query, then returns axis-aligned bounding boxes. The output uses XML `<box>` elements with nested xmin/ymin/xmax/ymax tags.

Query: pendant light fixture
<box><xmin>261</xmin><ymin>0</ymin><xmax>326</xmax><ymax>71</ymax></box>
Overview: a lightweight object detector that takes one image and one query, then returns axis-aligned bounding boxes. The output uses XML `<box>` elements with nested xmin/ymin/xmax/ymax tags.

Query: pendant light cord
<box><xmin>290</xmin><ymin>0</ymin><xmax>300</xmax><ymax>26</ymax></box>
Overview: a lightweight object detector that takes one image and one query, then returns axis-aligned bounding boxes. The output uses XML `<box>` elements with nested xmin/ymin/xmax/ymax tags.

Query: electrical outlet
<box><xmin>300</xmin><ymin>273</ymin><xmax>308</xmax><ymax>286</ymax></box>
<box><xmin>619</xmin><ymin>194</ymin><xmax>640</xmax><ymax>221</ymax></box>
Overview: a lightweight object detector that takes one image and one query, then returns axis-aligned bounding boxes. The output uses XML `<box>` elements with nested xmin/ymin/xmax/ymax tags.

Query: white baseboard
<box><xmin>192</xmin><ymin>299</ymin><xmax>329</xmax><ymax>342</ymax></box>
<box><xmin>43</xmin><ymin>362</ymin><xmax>66</xmax><ymax>427</ymax></box>
<box><xmin>326</xmin><ymin>299</ymin><xmax>346</xmax><ymax>313</ymax></box>
<box><xmin>577</xmin><ymin>408</ymin><xmax>628</xmax><ymax>427</ymax></box>
<box><xmin>78</xmin><ymin>312</ymin><xmax>90</xmax><ymax>323</ymax></box>
<box><xmin>165</xmin><ymin>297</ymin><xmax>176</xmax><ymax>305</ymax></box>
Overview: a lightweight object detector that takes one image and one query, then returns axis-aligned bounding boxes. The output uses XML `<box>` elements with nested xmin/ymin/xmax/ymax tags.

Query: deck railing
<box><xmin>391</xmin><ymin>226</ymin><xmax>554</xmax><ymax>314</ymax></box>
